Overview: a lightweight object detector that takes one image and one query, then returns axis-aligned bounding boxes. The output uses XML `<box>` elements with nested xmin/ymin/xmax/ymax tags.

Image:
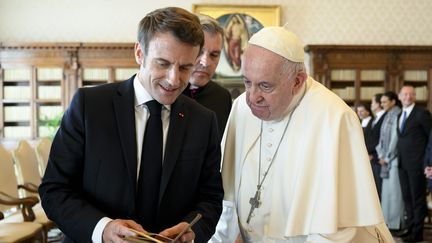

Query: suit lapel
<box><xmin>158</xmin><ymin>96</ymin><xmax>188</xmax><ymax>203</ymax></box>
<box><xmin>113</xmin><ymin>77</ymin><xmax>138</xmax><ymax>196</ymax></box>
<box><xmin>404</xmin><ymin>106</ymin><xmax>417</xmax><ymax>130</ymax></box>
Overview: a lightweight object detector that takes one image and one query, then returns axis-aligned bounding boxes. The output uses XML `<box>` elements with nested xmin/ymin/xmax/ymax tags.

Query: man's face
<box><xmin>356</xmin><ymin>106</ymin><xmax>369</xmax><ymax>120</ymax></box>
<box><xmin>134</xmin><ymin>32</ymin><xmax>200</xmax><ymax>105</ymax></box>
<box><xmin>399</xmin><ymin>86</ymin><xmax>416</xmax><ymax>108</ymax></box>
<box><xmin>371</xmin><ymin>97</ymin><xmax>380</xmax><ymax>112</ymax></box>
<box><xmin>189</xmin><ymin>32</ymin><xmax>223</xmax><ymax>87</ymax></box>
<box><xmin>242</xmin><ymin>45</ymin><xmax>305</xmax><ymax>121</ymax></box>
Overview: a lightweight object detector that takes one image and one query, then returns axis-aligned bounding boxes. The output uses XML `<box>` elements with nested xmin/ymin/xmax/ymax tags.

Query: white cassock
<box><xmin>209</xmin><ymin>77</ymin><xmax>393</xmax><ymax>243</ymax></box>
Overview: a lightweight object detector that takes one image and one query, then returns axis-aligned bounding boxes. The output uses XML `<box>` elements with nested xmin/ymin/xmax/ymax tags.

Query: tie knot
<box><xmin>146</xmin><ymin>100</ymin><xmax>162</xmax><ymax>116</ymax></box>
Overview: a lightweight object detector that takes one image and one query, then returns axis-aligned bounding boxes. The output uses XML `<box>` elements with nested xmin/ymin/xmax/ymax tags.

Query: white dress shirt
<box><xmin>361</xmin><ymin>116</ymin><xmax>372</xmax><ymax>128</ymax></box>
<box><xmin>399</xmin><ymin>103</ymin><xmax>414</xmax><ymax>129</ymax></box>
<box><xmin>373</xmin><ymin>110</ymin><xmax>386</xmax><ymax>127</ymax></box>
<box><xmin>92</xmin><ymin>75</ymin><xmax>170</xmax><ymax>243</ymax></box>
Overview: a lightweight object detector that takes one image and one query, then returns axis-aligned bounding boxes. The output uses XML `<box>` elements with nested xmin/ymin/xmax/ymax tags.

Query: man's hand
<box><xmin>235</xmin><ymin>233</ymin><xmax>243</xmax><ymax>243</ymax></box>
<box><xmin>425</xmin><ymin>166</ymin><xmax>432</xmax><ymax>178</ymax></box>
<box><xmin>159</xmin><ymin>222</ymin><xmax>195</xmax><ymax>243</ymax></box>
<box><xmin>102</xmin><ymin>219</ymin><xmax>145</xmax><ymax>243</ymax></box>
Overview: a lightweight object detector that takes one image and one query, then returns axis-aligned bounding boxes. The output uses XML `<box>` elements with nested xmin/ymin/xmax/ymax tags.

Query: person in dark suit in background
<box><xmin>361</xmin><ymin>95</ymin><xmax>387</xmax><ymax>199</ymax></box>
<box><xmin>183</xmin><ymin>14</ymin><xmax>232</xmax><ymax>138</ymax></box>
<box><xmin>39</xmin><ymin>7</ymin><xmax>223</xmax><ymax>243</ymax></box>
<box><xmin>397</xmin><ymin>85</ymin><xmax>432</xmax><ymax>242</ymax></box>
<box><xmin>355</xmin><ymin>103</ymin><xmax>373</xmax><ymax>128</ymax></box>
<box><xmin>369</xmin><ymin>94</ymin><xmax>388</xmax><ymax>198</ymax></box>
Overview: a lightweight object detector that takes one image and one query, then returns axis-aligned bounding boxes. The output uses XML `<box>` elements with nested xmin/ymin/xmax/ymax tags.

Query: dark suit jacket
<box><xmin>39</xmin><ymin>77</ymin><xmax>224</xmax><ymax>243</ymax></box>
<box><xmin>397</xmin><ymin>105</ymin><xmax>432</xmax><ymax>170</ymax></box>
<box><xmin>183</xmin><ymin>81</ymin><xmax>232</xmax><ymax>138</ymax></box>
<box><xmin>364</xmin><ymin>112</ymin><xmax>387</xmax><ymax>159</ymax></box>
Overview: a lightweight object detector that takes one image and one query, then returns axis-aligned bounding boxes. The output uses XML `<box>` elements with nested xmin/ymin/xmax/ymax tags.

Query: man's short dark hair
<box><xmin>138</xmin><ymin>7</ymin><xmax>204</xmax><ymax>54</ymax></box>
<box><xmin>373</xmin><ymin>93</ymin><xmax>383</xmax><ymax>109</ymax></box>
<box><xmin>197</xmin><ymin>14</ymin><xmax>224</xmax><ymax>38</ymax></box>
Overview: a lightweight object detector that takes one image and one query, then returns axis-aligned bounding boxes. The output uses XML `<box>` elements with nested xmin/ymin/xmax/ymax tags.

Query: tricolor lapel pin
<box><xmin>179</xmin><ymin>112</ymin><xmax>185</xmax><ymax>118</ymax></box>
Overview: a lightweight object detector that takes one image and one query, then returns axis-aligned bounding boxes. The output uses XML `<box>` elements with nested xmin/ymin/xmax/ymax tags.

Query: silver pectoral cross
<box><xmin>246</xmin><ymin>188</ymin><xmax>261</xmax><ymax>224</ymax></box>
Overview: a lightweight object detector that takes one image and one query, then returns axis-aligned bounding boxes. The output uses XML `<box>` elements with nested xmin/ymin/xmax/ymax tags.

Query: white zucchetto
<box><xmin>248</xmin><ymin>25</ymin><xmax>305</xmax><ymax>62</ymax></box>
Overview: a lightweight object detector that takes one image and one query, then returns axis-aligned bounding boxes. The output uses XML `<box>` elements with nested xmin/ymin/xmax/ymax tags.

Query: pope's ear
<box><xmin>134</xmin><ymin>42</ymin><xmax>144</xmax><ymax>65</ymax></box>
<box><xmin>292</xmin><ymin>72</ymin><xmax>307</xmax><ymax>95</ymax></box>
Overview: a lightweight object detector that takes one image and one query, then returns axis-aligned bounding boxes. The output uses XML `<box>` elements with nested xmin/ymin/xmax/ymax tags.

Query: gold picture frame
<box><xmin>192</xmin><ymin>4</ymin><xmax>281</xmax><ymax>96</ymax></box>
<box><xmin>192</xmin><ymin>4</ymin><xmax>281</xmax><ymax>27</ymax></box>
<box><xmin>192</xmin><ymin>4</ymin><xmax>281</xmax><ymax>76</ymax></box>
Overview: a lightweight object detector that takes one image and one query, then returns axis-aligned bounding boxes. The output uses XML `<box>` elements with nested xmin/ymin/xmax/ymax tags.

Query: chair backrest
<box><xmin>12</xmin><ymin>140</ymin><xmax>41</xmax><ymax>197</ymax></box>
<box><xmin>0</xmin><ymin>144</ymin><xmax>20</xmax><ymax>212</ymax></box>
<box><xmin>35</xmin><ymin>138</ymin><xmax>52</xmax><ymax>177</ymax></box>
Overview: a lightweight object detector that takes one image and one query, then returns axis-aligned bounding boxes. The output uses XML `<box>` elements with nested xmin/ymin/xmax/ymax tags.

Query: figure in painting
<box><xmin>224</xmin><ymin>14</ymin><xmax>248</xmax><ymax>71</ymax></box>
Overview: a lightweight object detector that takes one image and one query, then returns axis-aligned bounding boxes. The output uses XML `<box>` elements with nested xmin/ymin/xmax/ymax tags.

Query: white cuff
<box><xmin>92</xmin><ymin>217</ymin><xmax>112</xmax><ymax>243</ymax></box>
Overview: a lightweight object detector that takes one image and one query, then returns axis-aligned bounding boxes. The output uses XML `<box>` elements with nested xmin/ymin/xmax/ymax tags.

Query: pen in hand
<box><xmin>171</xmin><ymin>213</ymin><xmax>202</xmax><ymax>243</ymax></box>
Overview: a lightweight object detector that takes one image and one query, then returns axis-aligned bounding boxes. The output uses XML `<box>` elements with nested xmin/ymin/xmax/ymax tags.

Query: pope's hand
<box><xmin>159</xmin><ymin>222</ymin><xmax>195</xmax><ymax>243</ymax></box>
<box><xmin>102</xmin><ymin>219</ymin><xmax>145</xmax><ymax>243</ymax></box>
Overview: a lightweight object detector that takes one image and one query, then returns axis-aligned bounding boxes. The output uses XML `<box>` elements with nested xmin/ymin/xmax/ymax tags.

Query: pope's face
<box><xmin>134</xmin><ymin>32</ymin><xmax>200</xmax><ymax>105</ymax></box>
<box><xmin>242</xmin><ymin>45</ymin><xmax>305</xmax><ymax>121</ymax></box>
<box><xmin>189</xmin><ymin>31</ymin><xmax>223</xmax><ymax>87</ymax></box>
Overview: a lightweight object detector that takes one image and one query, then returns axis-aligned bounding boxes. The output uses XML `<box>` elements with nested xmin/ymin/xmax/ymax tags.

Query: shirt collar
<box><xmin>133</xmin><ymin>74</ymin><xmax>171</xmax><ymax>111</ymax></box>
<box><xmin>403</xmin><ymin>103</ymin><xmax>415</xmax><ymax>114</ymax></box>
<box><xmin>376</xmin><ymin>109</ymin><xmax>385</xmax><ymax>117</ymax></box>
<box><xmin>361</xmin><ymin>116</ymin><xmax>372</xmax><ymax>127</ymax></box>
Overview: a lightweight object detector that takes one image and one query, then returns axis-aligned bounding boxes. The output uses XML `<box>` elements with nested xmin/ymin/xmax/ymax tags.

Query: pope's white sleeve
<box><xmin>208</xmin><ymin>200</ymin><xmax>239</xmax><ymax>242</ymax></box>
<box><xmin>305</xmin><ymin>227</ymin><xmax>357</xmax><ymax>243</ymax></box>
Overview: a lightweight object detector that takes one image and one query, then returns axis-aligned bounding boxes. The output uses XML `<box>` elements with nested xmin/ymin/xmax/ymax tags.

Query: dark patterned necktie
<box><xmin>136</xmin><ymin>100</ymin><xmax>162</xmax><ymax>229</ymax></box>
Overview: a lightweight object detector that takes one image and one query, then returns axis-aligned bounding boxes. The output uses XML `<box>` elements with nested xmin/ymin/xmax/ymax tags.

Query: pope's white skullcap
<box><xmin>248</xmin><ymin>24</ymin><xmax>304</xmax><ymax>62</ymax></box>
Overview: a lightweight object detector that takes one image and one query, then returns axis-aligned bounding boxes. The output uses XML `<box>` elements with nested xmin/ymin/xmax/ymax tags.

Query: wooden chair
<box><xmin>0</xmin><ymin>145</ymin><xmax>44</xmax><ymax>243</ymax></box>
<box><xmin>12</xmin><ymin>140</ymin><xmax>41</xmax><ymax>198</ymax></box>
<box><xmin>35</xmin><ymin>138</ymin><xmax>52</xmax><ymax>178</ymax></box>
<box><xmin>0</xmin><ymin>211</ymin><xmax>44</xmax><ymax>243</ymax></box>
<box><xmin>1</xmin><ymin>143</ymin><xmax>55</xmax><ymax>242</ymax></box>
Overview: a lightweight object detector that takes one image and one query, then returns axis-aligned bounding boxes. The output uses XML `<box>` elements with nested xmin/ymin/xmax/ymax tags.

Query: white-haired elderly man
<box><xmin>210</xmin><ymin>26</ymin><xmax>393</xmax><ymax>243</ymax></box>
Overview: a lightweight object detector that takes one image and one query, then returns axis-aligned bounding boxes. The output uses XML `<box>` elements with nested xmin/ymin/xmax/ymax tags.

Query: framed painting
<box><xmin>193</xmin><ymin>4</ymin><xmax>281</xmax><ymax>79</ymax></box>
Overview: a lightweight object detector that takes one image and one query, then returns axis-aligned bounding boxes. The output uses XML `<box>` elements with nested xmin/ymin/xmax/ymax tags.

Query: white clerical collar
<box><xmin>133</xmin><ymin>74</ymin><xmax>171</xmax><ymax>111</ymax></box>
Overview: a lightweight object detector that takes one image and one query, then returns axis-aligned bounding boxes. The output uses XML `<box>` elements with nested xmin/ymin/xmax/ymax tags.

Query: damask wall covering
<box><xmin>1</xmin><ymin>0</ymin><xmax>431</xmax><ymax>45</ymax></box>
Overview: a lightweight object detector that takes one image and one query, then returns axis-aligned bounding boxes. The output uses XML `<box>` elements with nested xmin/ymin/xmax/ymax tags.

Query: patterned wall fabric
<box><xmin>1</xmin><ymin>0</ymin><xmax>431</xmax><ymax>45</ymax></box>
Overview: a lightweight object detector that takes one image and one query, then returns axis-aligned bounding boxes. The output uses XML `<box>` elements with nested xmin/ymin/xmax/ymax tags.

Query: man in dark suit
<box><xmin>39</xmin><ymin>7</ymin><xmax>223</xmax><ymax>243</ymax></box>
<box><xmin>183</xmin><ymin>15</ymin><xmax>232</xmax><ymax>138</ymax></box>
<box><xmin>364</xmin><ymin>94</ymin><xmax>387</xmax><ymax>198</ymax></box>
<box><xmin>397</xmin><ymin>85</ymin><xmax>432</xmax><ymax>242</ymax></box>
